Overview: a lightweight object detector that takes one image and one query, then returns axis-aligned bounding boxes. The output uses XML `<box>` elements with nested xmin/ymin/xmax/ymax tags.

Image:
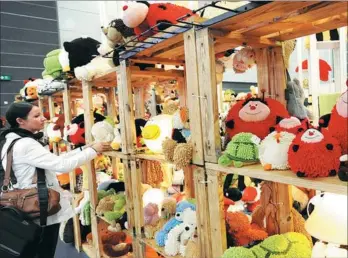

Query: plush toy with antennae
<box><xmin>288</xmin><ymin>123</ymin><xmax>341</xmax><ymax>178</ymax></box>
<box><xmin>225</xmin><ymin>90</ymin><xmax>289</xmax><ymax>141</ymax></box>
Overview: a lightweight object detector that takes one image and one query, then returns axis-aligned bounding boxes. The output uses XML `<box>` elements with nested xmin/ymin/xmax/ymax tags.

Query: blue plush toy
<box><xmin>155</xmin><ymin>201</ymin><xmax>196</xmax><ymax>247</ymax></box>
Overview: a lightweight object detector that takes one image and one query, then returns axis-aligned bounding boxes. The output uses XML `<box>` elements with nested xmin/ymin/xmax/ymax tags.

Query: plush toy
<box><xmin>225</xmin><ymin>211</ymin><xmax>268</xmax><ymax>247</ymax></box>
<box><xmin>222</xmin><ymin>232</ymin><xmax>312</xmax><ymax>258</ymax></box>
<box><xmin>241</xmin><ymin>185</ymin><xmax>261</xmax><ymax>213</ymax></box>
<box><xmin>97</xmin><ymin>193</ymin><xmax>126</xmax><ymax>223</ymax></box>
<box><xmin>101</xmin><ymin>18</ymin><xmax>135</xmax><ymax>48</ymax></box>
<box><xmin>144</xmin><ymin>203</ymin><xmax>160</xmax><ymax>226</ymax></box>
<box><xmin>184</xmin><ymin>228</ymin><xmax>200</xmax><ymax>258</ymax></box>
<box><xmin>311</xmin><ymin>241</ymin><xmax>348</xmax><ymax>258</ymax></box>
<box><xmin>22</xmin><ymin>78</ymin><xmax>38</xmax><ymax>101</ymax></box>
<box><xmin>338</xmin><ymin>154</ymin><xmax>348</xmax><ymax>182</ymax></box>
<box><xmin>232</xmin><ymin>47</ymin><xmax>256</xmax><ymax>73</ymax></box>
<box><xmin>74</xmin><ymin>42</ymin><xmax>115</xmax><ymax>81</ymax></box>
<box><xmin>165</xmin><ymin>208</ymin><xmax>197</xmax><ymax>256</ymax></box>
<box><xmin>319</xmin><ymin>87</ymin><xmax>348</xmax><ymax>155</ymax></box>
<box><xmin>91</xmin><ymin>117</ymin><xmax>115</xmax><ymax>143</ymax></box>
<box><xmin>155</xmin><ymin>200</ymin><xmax>196</xmax><ymax>247</ymax></box>
<box><xmin>122</xmin><ymin>1</ymin><xmax>195</xmax><ymax>40</ymax></box>
<box><xmin>42</xmin><ymin>49</ymin><xmax>63</xmax><ymax>79</ymax></box>
<box><xmin>288</xmin><ymin>127</ymin><xmax>341</xmax><ymax>177</ymax></box>
<box><xmin>286</xmin><ymin>78</ymin><xmax>311</xmax><ymax>119</ymax></box>
<box><xmin>218</xmin><ymin>133</ymin><xmax>260</xmax><ymax>168</ymax></box>
<box><xmin>144</xmin><ymin>197</ymin><xmax>176</xmax><ymax>239</ymax></box>
<box><xmin>111</xmin><ymin>124</ymin><xmax>122</xmax><ymax>151</ymax></box>
<box><xmin>63</xmin><ymin>37</ymin><xmax>100</xmax><ymax>76</ymax></box>
<box><xmin>135</xmin><ymin>118</ymin><xmax>147</xmax><ymax>148</ymax></box>
<box><xmin>225</xmin><ymin>92</ymin><xmax>289</xmax><ymax>141</ymax></box>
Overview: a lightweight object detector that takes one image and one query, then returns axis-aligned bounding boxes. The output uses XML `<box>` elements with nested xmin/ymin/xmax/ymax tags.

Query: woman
<box><xmin>0</xmin><ymin>102</ymin><xmax>111</xmax><ymax>258</ymax></box>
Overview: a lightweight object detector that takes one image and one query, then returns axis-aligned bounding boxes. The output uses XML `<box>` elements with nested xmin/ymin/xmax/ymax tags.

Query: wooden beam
<box><xmin>183</xmin><ymin>29</ymin><xmax>204</xmax><ymax>166</ymax></box>
<box><xmin>122</xmin><ymin>158</ymin><xmax>135</xmax><ymax>235</ymax></box>
<box><xmin>154</xmin><ymin>42</ymin><xmax>185</xmax><ymax>59</ymax></box>
<box><xmin>134</xmin><ymin>87</ymin><xmax>145</xmax><ymax>119</ymax></box>
<box><xmin>196</xmin><ymin>28</ymin><xmax>221</xmax><ymax>163</ymax></box>
<box><xmin>131</xmin><ymin>159</ymin><xmax>144</xmax><ymax>238</ymax></box>
<box><xmin>82</xmin><ymin>80</ymin><xmax>102</xmax><ymax>258</ymax></box>
<box><xmin>213</xmin><ymin>32</ymin><xmax>279</xmax><ymax>47</ymax></box>
<box><xmin>131</xmin><ymin>69</ymin><xmax>185</xmax><ymax>80</ymax></box>
<box><xmin>48</xmin><ymin>96</ymin><xmax>58</xmax><ymax>155</ymax></box>
<box><xmin>130</xmin><ymin>57</ymin><xmax>185</xmax><ymax>66</ymax></box>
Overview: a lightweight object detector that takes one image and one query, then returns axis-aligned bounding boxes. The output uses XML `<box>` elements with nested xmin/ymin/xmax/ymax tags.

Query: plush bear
<box><xmin>288</xmin><ymin>128</ymin><xmax>341</xmax><ymax>178</ymax></box>
<box><xmin>225</xmin><ymin>92</ymin><xmax>289</xmax><ymax>141</ymax></box>
<box><xmin>101</xmin><ymin>18</ymin><xmax>135</xmax><ymax>48</ymax></box>
<box><xmin>122</xmin><ymin>1</ymin><xmax>196</xmax><ymax>40</ymax></box>
<box><xmin>319</xmin><ymin>86</ymin><xmax>348</xmax><ymax>155</ymax></box>
<box><xmin>74</xmin><ymin>42</ymin><xmax>115</xmax><ymax>81</ymax></box>
<box><xmin>63</xmin><ymin>37</ymin><xmax>100</xmax><ymax>76</ymax></box>
<box><xmin>222</xmin><ymin>232</ymin><xmax>312</xmax><ymax>258</ymax></box>
<box><xmin>91</xmin><ymin>117</ymin><xmax>115</xmax><ymax>143</ymax></box>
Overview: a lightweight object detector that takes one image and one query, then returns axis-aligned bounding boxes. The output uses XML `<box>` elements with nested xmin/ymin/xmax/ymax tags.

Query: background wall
<box><xmin>0</xmin><ymin>1</ymin><xmax>60</xmax><ymax>116</ymax></box>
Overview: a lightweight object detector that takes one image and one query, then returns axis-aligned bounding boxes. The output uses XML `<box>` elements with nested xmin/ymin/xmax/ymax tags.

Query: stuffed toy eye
<box><xmin>175</xmin><ymin>212</ymin><xmax>183</xmax><ymax>221</ymax></box>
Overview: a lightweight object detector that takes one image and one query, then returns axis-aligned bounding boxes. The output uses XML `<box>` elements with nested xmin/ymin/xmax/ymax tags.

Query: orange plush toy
<box><xmin>225</xmin><ymin>211</ymin><xmax>268</xmax><ymax>246</ymax></box>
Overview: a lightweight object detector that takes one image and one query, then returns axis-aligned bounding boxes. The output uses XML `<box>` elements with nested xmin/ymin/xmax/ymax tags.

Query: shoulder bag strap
<box><xmin>36</xmin><ymin>168</ymin><xmax>48</xmax><ymax>226</ymax></box>
<box><xmin>2</xmin><ymin>138</ymin><xmax>21</xmax><ymax>191</ymax></box>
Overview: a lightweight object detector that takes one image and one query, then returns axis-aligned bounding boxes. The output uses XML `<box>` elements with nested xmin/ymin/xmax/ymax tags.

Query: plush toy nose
<box><xmin>309</xmin><ymin>131</ymin><xmax>314</xmax><ymax>136</ymax></box>
<box><xmin>250</xmin><ymin>105</ymin><xmax>256</xmax><ymax>110</ymax></box>
<box><xmin>123</xmin><ymin>5</ymin><xmax>128</xmax><ymax>11</ymax></box>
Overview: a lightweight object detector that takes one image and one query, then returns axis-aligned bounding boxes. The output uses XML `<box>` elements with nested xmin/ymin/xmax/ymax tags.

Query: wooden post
<box><xmin>177</xmin><ymin>78</ymin><xmax>187</xmax><ymax>106</ymax></box>
<box><xmin>195</xmin><ymin>28</ymin><xmax>221</xmax><ymax>163</ymax></box>
<box><xmin>194</xmin><ymin>167</ymin><xmax>212</xmax><ymax>258</ymax></box>
<box><xmin>123</xmin><ymin>158</ymin><xmax>135</xmax><ymax>234</ymax></box>
<box><xmin>184</xmin><ymin>166</ymin><xmax>195</xmax><ymax>199</ymax></box>
<box><xmin>107</xmin><ymin>88</ymin><xmax>117</xmax><ymax>119</ymax></box>
<box><xmin>149</xmin><ymin>87</ymin><xmax>157</xmax><ymax>117</ymax></box>
<box><xmin>82</xmin><ymin>80</ymin><xmax>102</xmax><ymax>258</ymax></box>
<box><xmin>48</xmin><ymin>96</ymin><xmax>58</xmax><ymax>155</ymax></box>
<box><xmin>134</xmin><ymin>87</ymin><xmax>145</xmax><ymax>119</ymax></box>
<box><xmin>63</xmin><ymin>85</ymin><xmax>82</xmax><ymax>251</ymax></box>
<box><xmin>116</xmin><ymin>61</ymin><xmax>136</xmax><ymax>154</ymax></box>
<box><xmin>183</xmin><ymin>29</ymin><xmax>204</xmax><ymax>166</ymax></box>
<box><xmin>309</xmin><ymin>35</ymin><xmax>320</xmax><ymax>123</ymax></box>
<box><xmin>206</xmin><ymin>169</ymin><xmax>226</xmax><ymax>257</ymax></box>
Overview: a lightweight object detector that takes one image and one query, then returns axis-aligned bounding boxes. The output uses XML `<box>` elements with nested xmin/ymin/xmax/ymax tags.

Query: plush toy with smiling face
<box><xmin>122</xmin><ymin>1</ymin><xmax>195</xmax><ymax>40</ymax></box>
<box><xmin>22</xmin><ymin>78</ymin><xmax>39</xmax><ymax>101</ymax></box>
<box><xmin>288</xmin><ymin>128</ymin><xmax>341</xmax><ymax>178</ymax></box>
<box><xmin>319</xmin><ymin>87</ymin><xmax>348</xmax><ymax>155</ymax></box>
<box><xmin>225</xmin><ymin>92</ymin><xmax>289</xmax><ymax>141</ymax></box>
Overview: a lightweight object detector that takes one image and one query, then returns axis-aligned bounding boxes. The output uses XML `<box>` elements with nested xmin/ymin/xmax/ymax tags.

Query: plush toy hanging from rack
<box><xmin>232</xmin><ymin>46</ymin><xmax>256</xmax><ymax>73</ymax></box>
<box><xmin>225</xmin><ymin>90</ymin><xmax>289</xmax><ymax>142</ymax></box>
<box><xmin>295</xmin><ymin>59</ymin><xmax>332</xmax><ymax>82</ymax></box>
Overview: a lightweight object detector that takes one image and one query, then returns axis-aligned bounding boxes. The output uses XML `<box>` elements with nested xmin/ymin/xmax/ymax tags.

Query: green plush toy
<box><xmin>218</xmin><ymin>133</ymin><xmax>260</xmax><ymax>168</ymax></box>
<box><xmin>104</xmin><ymin>194</ymin><xmax>126</xmax><ymax>222</ymax></box>
<box><xmin>42</xmin><ymin>49</ymin><xmax>63</xmax><ymax>79</ymax></box>
<box><xmin>222</xmin><ymin>232</ymin><xmax>312</xmax><ymax>258</ymax></box>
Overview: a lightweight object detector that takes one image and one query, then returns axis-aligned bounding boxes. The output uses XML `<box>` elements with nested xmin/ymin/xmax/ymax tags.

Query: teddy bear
<box><xmin>74</xmin><ymin>42</ymin><xmax>115</xmax><ymax>81</ymax></box>
<box><xmin>165</xmin><ymin>208</ymin><xmax>197</xmax><ymax>256</ymax></box>
<box><xmin>155</xmin><ymin>200</ymin><xmax>196</xmax><ymax>247</ymax></box>
<box><xmin>122</xmin><ymin>1</ymin><xmax>196</xmax><ymax>41</ymax></box>
<box><xmin>91</xmin><ymin>117</ymin><xmax>115</xmax><ymax>143</ymax></box>
<box><xmin>101</xmin><ymin>18</ymin><xmax>135</xmax><ymax>48</ymax></box>
<box><xmin>225</xmin><ymin>91</ymin><xmax>289</xmax><ymax>141</ymax></box>
<box><xmin>288</xmin><ymin>127</ymin><xmax>341</xmax><ymax>178</ymax></box>
<box><xmin>225</xmin><ymin>211</ymin><xmax>268</xmax><ymax>247</ymax></box>
<box><xmin>144</xmin><ymin>203</ymin><xmax>160</xmax><ymax>226</ymax></box>
<box><xmin>144</xmin><ymin>197</ymin><xmax>176</xmax><ymax>239</ymax></box>
<box><xmin>63</xmin><ymin>37</ymin><xmax>100</xmax><ymax>76</ymax></box>
<box><xmin>184</xmin><ymin>227</ymin><xmax>200</xmax><ymax>258</ymax></box>
<box><xmin>222</xmin><ymin>232</ymin><xmax>312</xmax><ymax>258</ymax></box>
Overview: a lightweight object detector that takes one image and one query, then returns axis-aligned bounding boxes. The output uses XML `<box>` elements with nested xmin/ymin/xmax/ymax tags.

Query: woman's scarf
<box><xmin>0</xmin><ymin>128</ymin><xmax>46</xmax><ymax>146</ymax></box>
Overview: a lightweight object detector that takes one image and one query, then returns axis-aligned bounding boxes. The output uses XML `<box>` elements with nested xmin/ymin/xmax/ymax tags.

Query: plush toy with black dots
<box><xmin>225</xmin><ymin>91</ymin><xmax>289</xmax><ymax>141</ymax></box>
<box><xmin>63</xmin><ymin>37</ymin><xmax>100</xmax><ymax>76</ymax></box>
<box><xmin>288</xmin><ymin>127</ymin><xmax>341</xmax><ymax>178</ymax></box>
<box><xmin>122</xmin><ymin>1</ymin><xmax>196</xmax><ymax>40</ymax></box>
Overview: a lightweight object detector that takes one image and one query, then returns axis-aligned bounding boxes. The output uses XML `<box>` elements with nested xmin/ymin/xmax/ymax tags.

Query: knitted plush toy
<box><xmin>155</xmin><ymin>200</ymin><xmax>196</xmax><ymax>247</ymax></box>
<box><xmin>218</xmin><ymin>132</ymin><xmax>260</xmax><ymax>168</ymax></box>
<box><xmin>225</xmin><ymin>92</ymin><xmax>289</xmax><ymax>141</ymax></box>
<box><xmin>122</xmin><ymin>1</ymin><xmax>195</xmax><ymax>40</ymax></box>
<box><xmin>222</xmin><ymin>232</ymin><xmax>312</xmax><ymax>258</ymax></box>
<box><xmin>144</xmin><ymin>197</ymin><xmax>176</xmax><ymax>239</ymax></box>
<box><xmin>288</xmin><ymin>127</ymin><xmax>341</xmax><ymax>178</ymax></box>
<box><xmin>319</xmin><ymin>87</ymin><xmax>348</xmax><ymax>155</ymax></box>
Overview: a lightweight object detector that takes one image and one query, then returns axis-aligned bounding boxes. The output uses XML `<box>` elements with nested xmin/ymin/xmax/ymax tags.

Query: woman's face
<box><xmin>17</xmin><ymin>106</ymin><xmax>46</xmax><ymax>132</ymax></box>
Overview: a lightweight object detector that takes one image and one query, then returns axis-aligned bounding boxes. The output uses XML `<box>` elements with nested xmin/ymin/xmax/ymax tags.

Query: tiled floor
<box><xmin>55</xmin><ymin>239</ymin><xmax>88</xmax><ymax>258</ymax></box>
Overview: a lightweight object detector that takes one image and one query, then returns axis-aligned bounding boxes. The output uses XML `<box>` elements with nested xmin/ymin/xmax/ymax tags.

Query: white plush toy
<box><xmin>165</xmin><ymin>208</ymin><xmax>197</xmax><ymax>256</ymax></box>
<box><xmin>91</xmin><ymin>118</ymin><xmax>115</xmax><ymax>143</ymax></box>
<box><xmin>74</xmin><ymin>43</ymin><xmax>115</xmax><ymax>81</ymax></box>
<box><xmin>311</xmin><ymin>241</ymin><xmax>348</xmax><ymax>258</ymax></box>
<box><xmin>111</xmin><ymin>124</ymin><xmax>122</xmax><ymax>151</ymax></box>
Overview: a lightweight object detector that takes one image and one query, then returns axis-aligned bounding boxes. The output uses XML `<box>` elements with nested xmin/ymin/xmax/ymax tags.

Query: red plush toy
<box><xmin>241</xmin><ymin>186</ymin><xmax>261</xmax><ymax>213</ymax></box>
<box><xmin>225</xmin><ymin>92</ymin><xmax>289</xmax><ymax>141</ymax></box>
<box><xmin>288</xmin><ymin>127</ymin><xmax>341</xmax><ymax>178</ymax></box>
<box><xmin>319</xmin><ymin>86</ymin><xmax>348</xmax><ymax>155</ymax></box>
<box><xmin>274</xmin><ymin>116</ymin><xmax>309</xmax><ymax>135</ymax></box>
<box><xmin>122</xmin><ymin>1</ymin><xmax>195</xmax><ymax>40</ymax></box>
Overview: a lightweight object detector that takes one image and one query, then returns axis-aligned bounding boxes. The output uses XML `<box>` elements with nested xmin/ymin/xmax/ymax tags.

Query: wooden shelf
<box><xmin>140</xmin><ymin>238</ymin><xmax>183</xmax><ymax>258</ymax></box>
<box><xmin>103</xmin><ymin>151</ymin><xmax>128</xmax><ymax>159</ymax></box>
<box><xmin>134</xmin><ymin>154</ymin><xmax>166</xmax><ymax>162</ymax></box>
<box><xmin>206</xmin><ymin>163</ymin><xmax>348</xmax><ymax>195</ymax></box>
<box><xmin>82</xmin><ymin>243</ymin><xmax>95</xmax><ymax>258</ymax></box>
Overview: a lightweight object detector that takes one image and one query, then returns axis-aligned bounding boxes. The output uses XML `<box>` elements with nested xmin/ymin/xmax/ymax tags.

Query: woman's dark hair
<box><xmin>5</xmin><ymin>102</ymin><xmax>34</xmax><ymax>128</ymax></box>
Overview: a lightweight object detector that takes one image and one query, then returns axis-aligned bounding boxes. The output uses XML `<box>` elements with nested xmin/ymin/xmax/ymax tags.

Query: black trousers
<box><xmin>34</xmin><ymin>223</ymin><xmax>60</xmax><ymax>258</ymax></box>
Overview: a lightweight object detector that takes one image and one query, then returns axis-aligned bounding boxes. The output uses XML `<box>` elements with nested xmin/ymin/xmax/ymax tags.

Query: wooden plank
<box><xmin>102</xmin><ymin>151</ymin><xmax>128</xmax><ymax>159</ymax></box>
<box><xmin>176</xmin><ymin>78</ymin><xmax>186</xmax><ymax>107</ymax></box>
<box><xmin>131</xmin><ymin>160</ymin><xmax>144</xmax><ymax>237</ymax></box>
<box><xmin>183</xmin><ymin>30</ymin><xmax>205</xmax><ymax>166</ymax></box>
<box><xmin>194</xmin><ymin>167</ymin><xmax>212</xmax><ymax>258</ymax></box>
<box><xmin>117</xmin><ymin>62</ymin><xmax>136</xmax><ymax>154</ymax></box>
<box><xmin>132</xmin><ymin>69</ymin><xmax>185</xmax><ymax>80</ymax></box>
<box><xmin>130</xmin><ymin>57</ymin><xmax>185</xmax><ymax>66</ymax></box>
<box><xmin>214</xmin><ymin>32</ymin><xmax>279</xmax><ymax>48</ymax></box>
<box><xmin>106</xmin><ymin>87</ymin><xmax>117</xmax><ymax>119</ymax></box>
<box><xmin>205</xmin><ymin>163</ymin><xmax>348</xmax><ymax>196</ymax></box>
<box><xmin>196</xmin><ymin>28</ymin><xmax>221</xmax><ymax>163</ymax></box>
<box><xmin>134</xmin><ymin>87</ymin><xmax>145</xmax><ymax>119</ymax></box>
<box><xmin>154</xmin><ymin>43</ymin><xmax>185</xmax><ymax>59</ymax></box>
<box><xmin>122</xmin><ymin>158</ymin><xmax>135</xmax><ymax>236</ymax></box>
<box><xmin>272</xmin><ymin>47</ymin><xmax>287</xmax><ymax>105</ymax></box>
<box><xmin>255</xmin><ymin>48</ymin><xmax>270</xmax><ymax>96</ymax></box>
<box><xmin>47</xmin><ymin>96</ymin><xmax>58</xmax><ymax>155</ymax></box>
<box><xmin>206</xmin><ymin>169</ymin><xmax>226</xmax><ymax>257</ymax></box>
<box><xmin>82</xmin><ymin>80</ymin><xmax>102</xmax><ymax>258</ymax></box>
<box><xmin>63</xmin><ymin>85</ymin><xmax>82</xmax><ymax>251</ymax></box>
<box><xmin>184</xmin><ymin>166</ymin><xmax>194</xmax><ymax>199</ymax></box>
<box><xmin>134</xmin><ymin>154</ymin><xmax>166</xmax><ymax>162</ymax></box>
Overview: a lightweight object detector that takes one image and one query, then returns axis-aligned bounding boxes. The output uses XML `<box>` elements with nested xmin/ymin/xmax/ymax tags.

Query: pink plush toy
<box><xmin>144</xmin><ymin>203</ymin><xmax>160</xmax><ymax>226</ymax></box>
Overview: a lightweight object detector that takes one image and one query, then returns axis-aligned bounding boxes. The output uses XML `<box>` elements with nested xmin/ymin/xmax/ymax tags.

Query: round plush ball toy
<box><xmin>142</xmin><ymin>114</ymin><xmax>173</xmax><ymax>153</ymax></box>
<box><xmin>288</xmin><ymin>128</ymin><xmax>341</xmax><ymax>178</ymax></box>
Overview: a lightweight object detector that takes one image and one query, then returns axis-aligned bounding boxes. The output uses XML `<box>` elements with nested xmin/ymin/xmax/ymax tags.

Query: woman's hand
<box><xmin>90</xmin><ymin>142</ymin><xmax>113</xmax><ymax>153</ymax></box>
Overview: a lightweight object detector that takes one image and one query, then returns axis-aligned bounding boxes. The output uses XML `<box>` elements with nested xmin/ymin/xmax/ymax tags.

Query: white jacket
<box><xmin>1</xmin><ymin>132</ymin><xmax>97</xmax><ymax>226</ymax></box>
